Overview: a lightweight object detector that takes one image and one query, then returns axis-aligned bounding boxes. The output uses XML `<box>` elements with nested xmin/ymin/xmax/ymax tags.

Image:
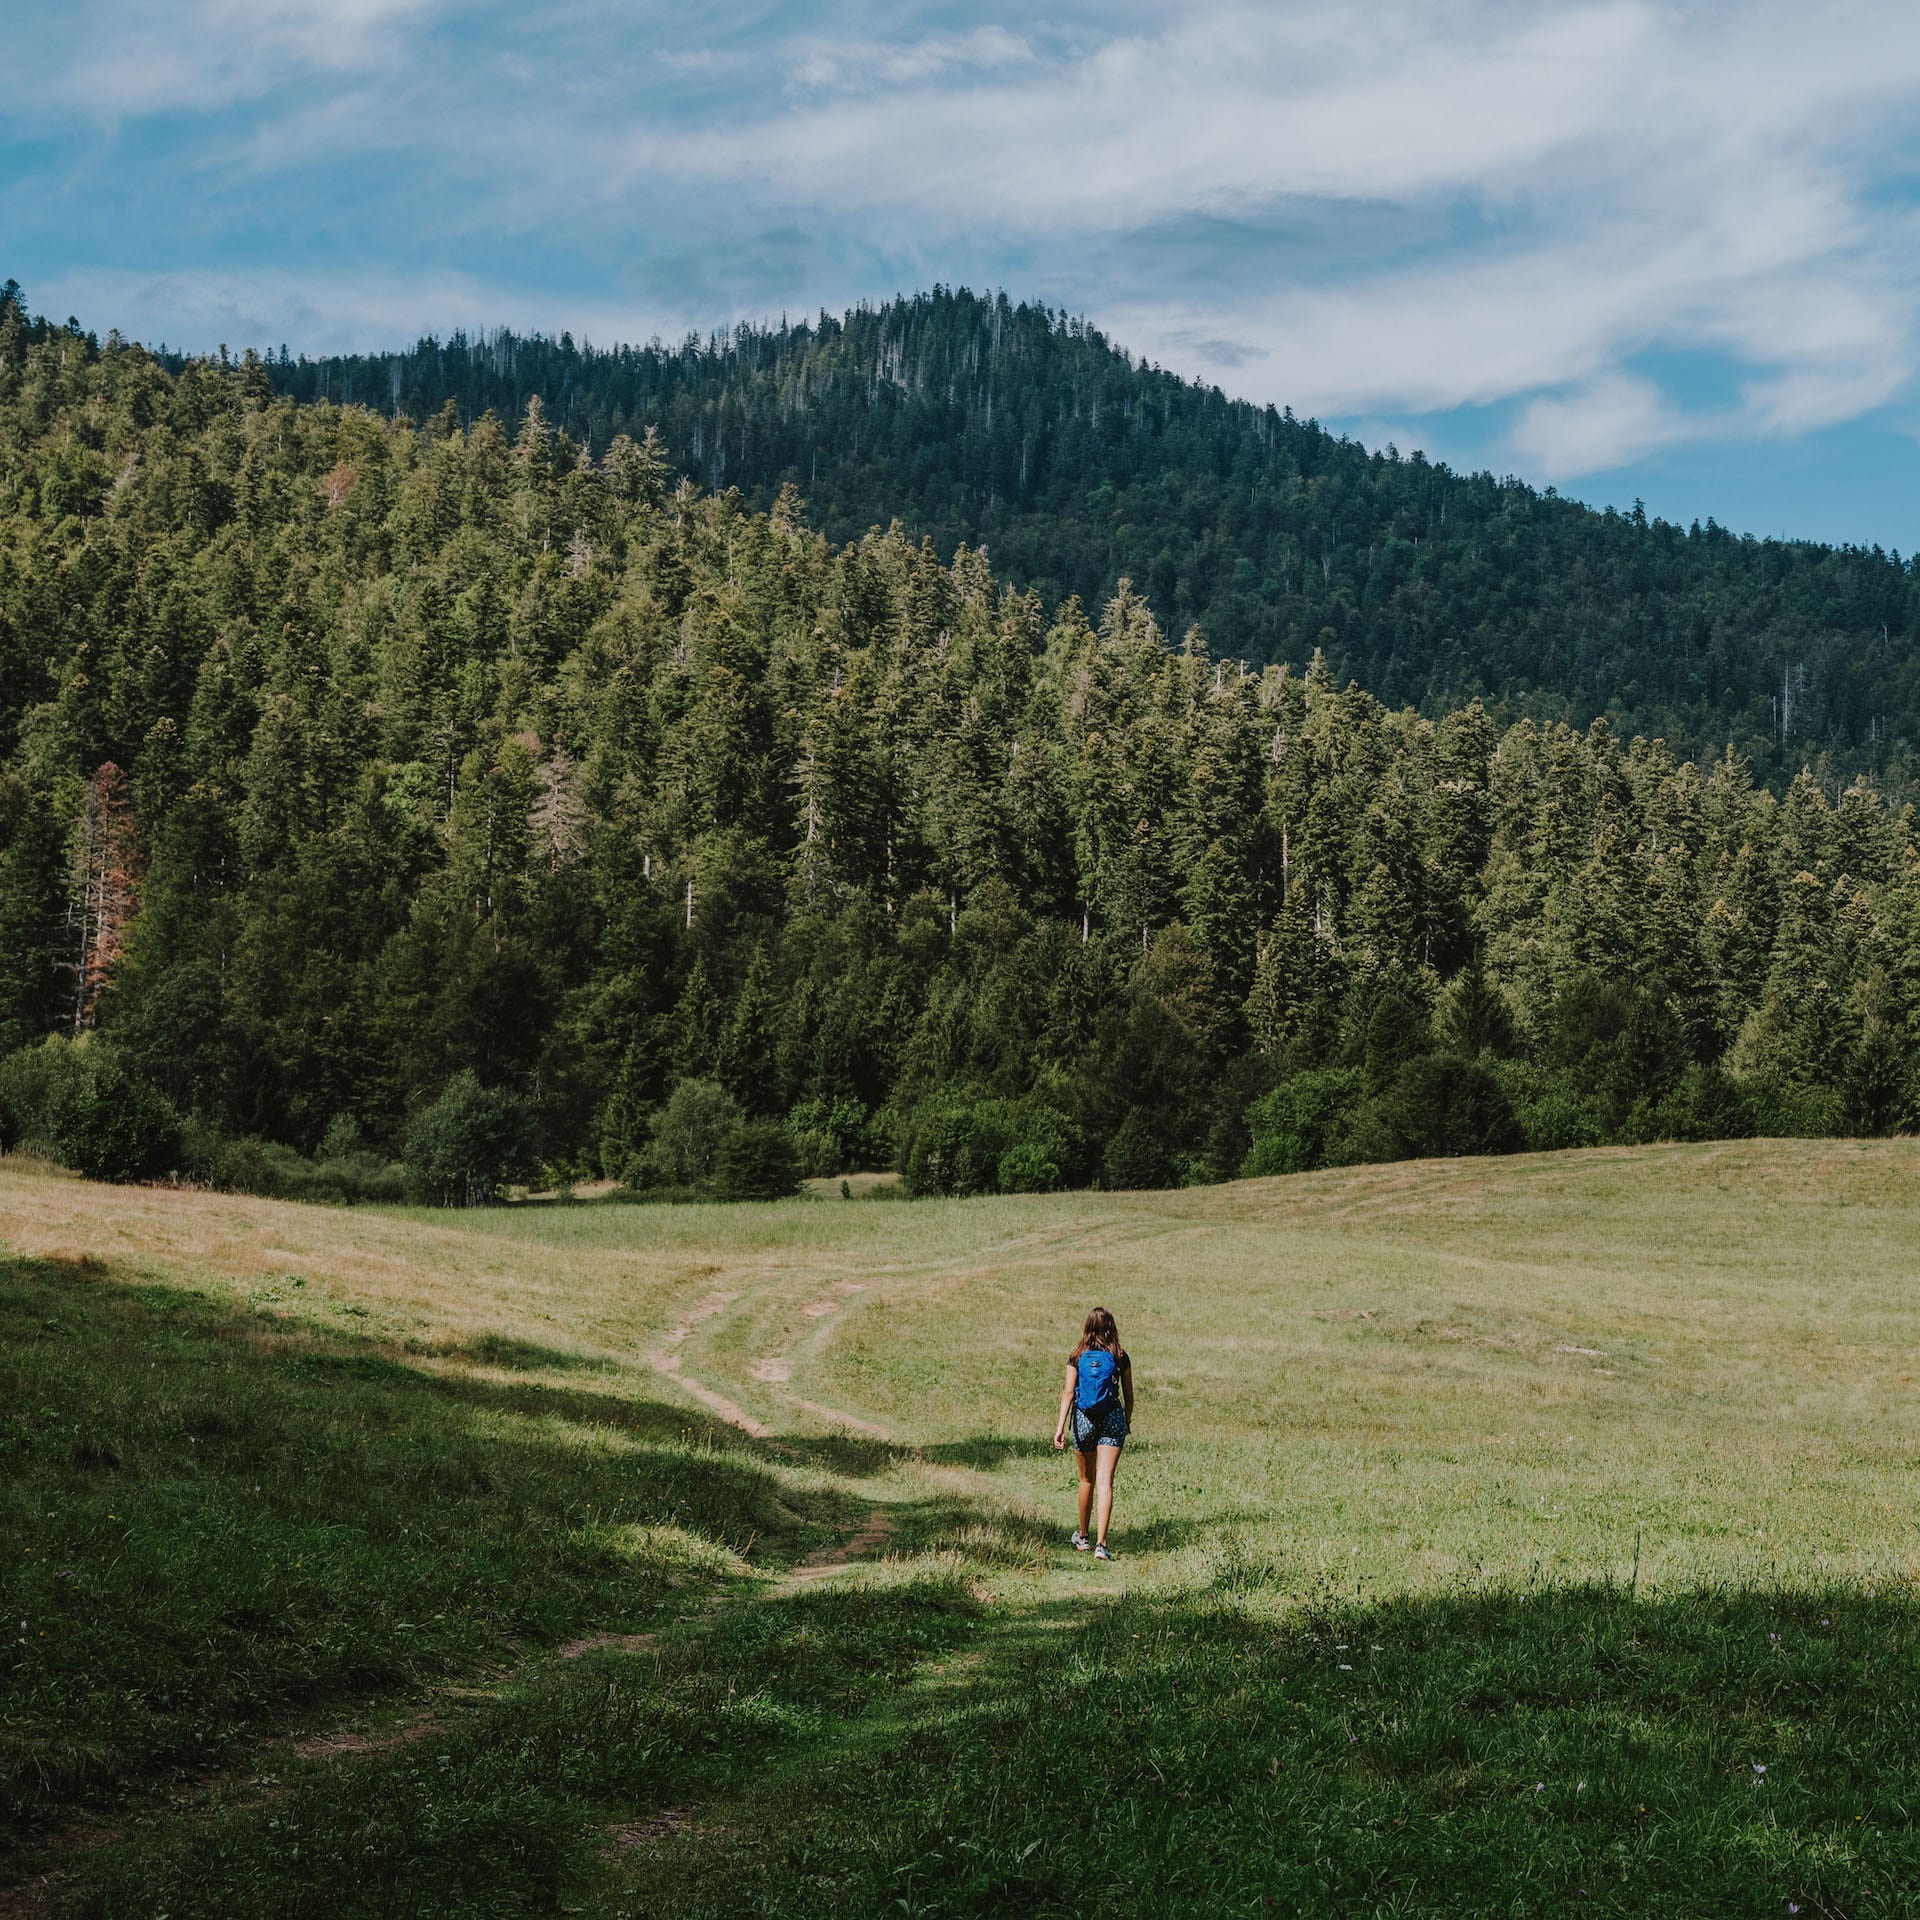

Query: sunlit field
<box><xmin>5</xmin><ymin>1140</ymin><xmax>1918</xmax><ymax>1916</ymax></box>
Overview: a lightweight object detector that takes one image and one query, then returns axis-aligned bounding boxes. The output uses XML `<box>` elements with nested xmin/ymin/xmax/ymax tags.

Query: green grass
<box><xmin>3</xmin><ymin>1140</ymin><xmax>1919</xmax><ymax>1915</ymax></box>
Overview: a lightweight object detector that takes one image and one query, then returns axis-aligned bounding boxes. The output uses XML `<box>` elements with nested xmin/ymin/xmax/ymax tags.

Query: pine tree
<box><xmin>721</xmin><ymin>944</ymin><xmax>783</xmax><ymax>1113</ymax></box>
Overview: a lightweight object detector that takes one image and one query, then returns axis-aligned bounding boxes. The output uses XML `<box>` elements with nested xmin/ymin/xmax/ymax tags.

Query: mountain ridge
<box><xmin>238</xmin><ymin>284</ymin><xmax>1920</xmax><ymax>782</ymax></box>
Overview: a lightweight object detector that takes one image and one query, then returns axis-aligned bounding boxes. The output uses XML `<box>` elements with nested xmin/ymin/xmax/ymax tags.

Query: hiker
<box><xmin>1052</xmin><ymin>1305</ymin><xmax>1133</xmax><ymax>1561</ymax></box>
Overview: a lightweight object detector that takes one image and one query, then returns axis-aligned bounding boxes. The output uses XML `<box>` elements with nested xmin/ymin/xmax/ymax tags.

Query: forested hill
<box><xmin>3</xmin><ymin>288</ymin><xmax>1919</xmax><ymax>1201</ymax></box>
<box><xmin>253</xmin><ymin>286</ymin><xmax>1920</xmax><ymax>781</ymax></box>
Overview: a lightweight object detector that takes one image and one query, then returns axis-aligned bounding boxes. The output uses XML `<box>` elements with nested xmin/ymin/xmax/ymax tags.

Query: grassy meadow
<box><xmin>3</xmin><ymin>1141</ymin><xmax>1919</xmax><ymax>1916</ymax></box>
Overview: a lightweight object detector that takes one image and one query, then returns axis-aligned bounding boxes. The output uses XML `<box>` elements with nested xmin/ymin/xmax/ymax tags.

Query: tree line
<box><xmin>2</xmin><ymin>289</ymin><xmax>1917</xmax><ymax>1199</ymax></box>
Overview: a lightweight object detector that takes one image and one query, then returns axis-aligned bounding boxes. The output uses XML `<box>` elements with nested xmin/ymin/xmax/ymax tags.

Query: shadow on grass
<box><xmin>414</xmin><ymin>1331</ymin><xmax>616</xmax><ymax>1374</ymax></box>
<box><xmin>773</xmin><ymin>1430</ymin><xmax>1127</xmax><ymax>1476</ymax></box>
<box><xmin>60</xmin><ymin>1560</ymin><xmax>1920</xmax><ymax>1920</ymax></box>
<box><xmin>605</xmin><ymin>1571</ymin><xmax>1920</xmax><ymax>1920</ymax></box>
<box><xmin>757</xmin><ymin>1428</ymin><xmax>1214</xmax><ymax>1562</ymax></box>
<box><xmin>918</xmin><ymin>1434</ymin><xmax>1063</xmax><ymax>1470</ymax></box>
<box><xmin>17</xmin><ymin>1251</ymin><xmax>1920</xmax><ymax>1919</ymax></box>
<box><xmin>0</xmin><ymin>1255</ymin><xmax>812</xmax><ymax>1846</ymax></box>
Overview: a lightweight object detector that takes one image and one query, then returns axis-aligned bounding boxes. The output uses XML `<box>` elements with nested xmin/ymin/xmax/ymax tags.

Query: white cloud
<box><xmin>12</xmin><ymin>0</ymin><xmax>1920</xmax><ymax>480</ymax></box>
<box><xmin>1510</xmin><ymin>373</ymin><xmax>1682</xmax><ymax>476</ymax></box>
<box><xmin>783</xmin><ymin>27</ymin><xmax>1034</xmax><ymax>95</ymax></box>
<box><xmin>627</xmin><ymin>6</ymin><xmax>1653</xmax><ymax>222</ymax></box>
<box><xmin>25</xmin><ymin>0</ymin><xmax>441</xmax><ymax>118</ymax></box>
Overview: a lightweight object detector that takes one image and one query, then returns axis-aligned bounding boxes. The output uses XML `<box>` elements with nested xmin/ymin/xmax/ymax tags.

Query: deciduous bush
<box><xmin>1240</xmin><ymin>1069</ymin><xmax>1364</xmax><ymax>1176</ymax></box>
<box><xmin>404</xmin><ymin>1072</ymin><xmax>536</xmax><ymax>1206</ymax></box>
<box><xmin>0</xmin><ymin>1035</ymin><xmax>181</xmax><ymax>1183</ymax></box>
<box><xmin>628</xmin><ymin>1078</ymin><xmax>741</xmax><ymax>1189</ymax></box>
<box><xmin>1493</xmin><ymin>1063</ymin><xmax>1610</xmax><ymax>1153</ymax></box>
<box><xmin>899</xmin><ymin>1096</ymin><xmax>1084</xmax><ymax>1198</ymax></box>
<box><xmin>196</xmin><ymin>1115</ymin><xmax>410</xmax><ymax>1205</ymax></box>
<box><xmin>787</xmin><ymin>1095</ymin><xmax>892</xmax><ymax>1176</ymax></box>
<box><xmin>210</xmin><ymin>1136</ymin><xmax>282</xmax><ymax>1196</ymax></box>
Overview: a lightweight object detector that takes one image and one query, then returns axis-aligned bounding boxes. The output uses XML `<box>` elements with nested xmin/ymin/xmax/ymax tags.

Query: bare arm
<box><xmin>1052</xmin><ymin>1363</ymin><xmax>1076</xmax><ymax>1450</ymax></box>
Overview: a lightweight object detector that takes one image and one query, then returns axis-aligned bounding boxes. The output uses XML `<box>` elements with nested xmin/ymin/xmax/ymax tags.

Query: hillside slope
<box><xmin>259</xmin><ymin>287</ymin><xmax>1920</xmax><ymax>777</ymax></box>
<box><xmin>3</xmin><ymin>287</ymin><xmax>1919</xmax><ymax>1185</ymax></box>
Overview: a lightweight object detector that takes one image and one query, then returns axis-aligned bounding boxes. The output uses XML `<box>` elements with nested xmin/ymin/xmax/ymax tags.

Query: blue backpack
<box><xmin>1076</xmin><ymin>1347</ymin><xmax>1120</xmax><ymax>1414</ymax></box>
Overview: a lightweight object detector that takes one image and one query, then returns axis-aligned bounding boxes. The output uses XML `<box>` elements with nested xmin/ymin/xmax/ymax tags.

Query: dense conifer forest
<box><xmin>259</xmin><ymin>287</ymin><xmax>1920</xmax><ymax>782</ymax></box>
<box><xmin>3</xmin><ymin>283</ymin><xmax>1919</xmax><ymax>1198</ymax></box>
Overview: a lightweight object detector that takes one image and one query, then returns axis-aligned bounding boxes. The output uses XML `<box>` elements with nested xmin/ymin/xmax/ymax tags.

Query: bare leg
<box><xmin>1075</xmin><ymin>1446</ymin><xmax>1095</xmax><ymax>1536</ymax></box>
<box><xmin>1094</xmin><ymin>1443</ymin><xmax>1121</xmax><ymax>1546</ymax></box>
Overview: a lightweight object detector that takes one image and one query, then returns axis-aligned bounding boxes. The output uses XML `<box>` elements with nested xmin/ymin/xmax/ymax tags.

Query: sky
<box><xmin>4</xmin><ymin>0</ymin><xmax>1919</xmax><ymax>550</ymax></box>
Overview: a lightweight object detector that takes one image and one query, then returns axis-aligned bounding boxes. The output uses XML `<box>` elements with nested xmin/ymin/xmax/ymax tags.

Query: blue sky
<box><xmin>5</xmin><ymin>1</ymin><xmax>1919</xmax><ymax>550</ymax></box>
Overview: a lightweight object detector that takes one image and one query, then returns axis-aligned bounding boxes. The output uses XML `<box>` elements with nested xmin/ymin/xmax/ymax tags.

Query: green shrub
<box><xmin>1638</xmin><ymin>1062</ymin><xmax>1756</xmax><ymax>1143</ymax></box>
<box><xmin>788</xmin><ymin>1123</ymin><xmax>836</xmax><ymax>1180</ymax></box>
<box><xmin>786</xmin><ymin>1095</ymin><xmax>891</xmax><ymax>1176</ymax></box>
<box><xmin>712</xmin><ymin>1119</ymin><xmax>802</xmax><ymax>1200</ymax></box>
<box><xmin>600</xmin><ymin>1181</ymin><xmax>709</xmax><ymax>1206</ymax></box>
<box><xmin>211</xmin><ymin>1136</ymin><xmax>282</xmax><ymax>1196</ymax></box>
<box><xmin>1740</xmin><ymin>1079</ymin><xmax>1844</xmax><ymax>1140</ymax></box>
<box><xmin>901</xmin><ymin>1105</ymin><xmax>995</xmax><ymax>1198</ymax></box>
<box><xmin>899</xmin><ymin>1096</ymin><xmax>1083</xmax><ymax>1197</ymax></box>
<box><xmin>628</xmin><ymin>1078</ymin><xmax>741</xmax><ymax>1189</ymax></box>
<box><xmin>1493</xmin><ymin>1062</ymin><xmax>1609</xmax><ymax>1152</ymax></box>
<box><xmin>285</xmin><ymin>1147</ymin><xmax>411</xmax><ymax>1206</ymax></box>
<box><xmin>195</xmin><ymin>1116</ymin><xmax>410</xmax><ymax>1205</ymax></box>
<box><xmin>997</xmin><ymin>1141</ymin><xmax>1060</xmax><ymax>1193</ymax></box>
<box><xmin>1241</xmin><ymin>1068</ymin><xmax>1364</xmax><ymax>1176</ymax></box>
<box><xmin>317</xmin><ymin>1113</ymin><xmax>365</xmax><ymax>1160</ymax></box>
<box><xmin>0</xmin><ymin>1035</ymin><xmax>181</xmax><ymax>1182</ymax></box>
<box><xmin>404</xmin><ymin>1071</ymin><xmax>536</xmax><ymax>1206</ymax></box>
<box><xmin>995</xmin><ymin>1102</ymin><xmax>1080</xmax><ymax>1193</ymax></box>
<box><xmin>1171</xmin><ymin>1150</ymin><xmax>1221</xmax><ymax>1188</ymax></box>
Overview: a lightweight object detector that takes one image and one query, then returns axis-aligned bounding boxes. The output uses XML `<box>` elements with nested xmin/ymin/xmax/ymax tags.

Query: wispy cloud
<box><xmin>783</xmin><ymin>26</ymin><xmax>1034</xmax><ymax>95</ymax></box>
<box><xmin>19</xmin><ymin>0</ymin><xmax>442</xmax><ymax>118</ymax></box>
<box><xmin>651</xmin><ymin>6</ymin><xmax>1654</xmax><ymax>221</ymax></box>
<box><xmin>1512</xmin><ymin>373</ymin><xmax>1683</xmax><ymax>476</ymax></box>
<box><xmin>8</xmin><ymin>0</ymin><xmax>1920</xmax><ymax>500</ymax></box>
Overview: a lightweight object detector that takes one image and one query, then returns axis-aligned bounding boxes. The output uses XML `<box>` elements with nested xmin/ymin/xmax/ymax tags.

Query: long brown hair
<box><xmin>1070</xmin><ymin>1305</ymin><xmax>1122</xmax><ymax>1361</ymax></box>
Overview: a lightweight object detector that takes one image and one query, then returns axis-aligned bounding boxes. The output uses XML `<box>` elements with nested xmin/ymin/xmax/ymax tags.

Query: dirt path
<box><xmin>643</xmin><ymin>1286</ymin><xmax>779</xmax><ymax>1437</ymax></box>
<box><xmin>643</xmin><ymin>1345</ymin><xmax>774</xmax><ymax>1438</ymax></box>
<box><xmin>652</xmin><ymin>1274</ymin><xmax>895</xmax><ymax>1444</ymax></box>
<box><xmin>790</xmin><ymin>1508</ymin><xmax>896</xmax><ymax>1582</ymax></box>
<box><xmin>786</xmin><ymin>1397</ymin><xmax>892</xmax><ymax>1439</ymax></box>
<box><xmin>1</xmin><ymin>1254</ymin><xmax>921</xmax><ymax>1915</ymax></box>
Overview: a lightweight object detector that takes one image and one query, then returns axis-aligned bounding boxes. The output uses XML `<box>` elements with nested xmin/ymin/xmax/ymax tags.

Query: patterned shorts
<box><xmin>1072</xmin><ymin>1401</ymin><xmax>1129</xmax><ymax>1450</ymax></box>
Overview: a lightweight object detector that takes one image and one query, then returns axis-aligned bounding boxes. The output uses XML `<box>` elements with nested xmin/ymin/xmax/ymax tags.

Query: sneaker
<box><xmin>1069</xmin><ymin>1530</ymin><xmax>1091</xmax><ymax>1552</ymax></box>
<box><xmin>1094</xmin><ymin>1542</ymin><xmax>1115</xmax><ymax>1561</ymax></box>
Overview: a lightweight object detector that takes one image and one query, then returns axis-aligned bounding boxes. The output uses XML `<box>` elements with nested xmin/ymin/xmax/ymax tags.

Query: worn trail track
<box><xmin>2</xmin><ymin>1239</ymin><xmax>918</xmax><ymax>1918</ymax></box>
<box><xmin>0</xmin><ymin>1175</ymin><xmax>1124</xmax><ymax>1913</ymax></box>
<box><xmin>0</xmin><ymin>1485</ymin><xmax>905</xmax><ymax>1918</ymax></box>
